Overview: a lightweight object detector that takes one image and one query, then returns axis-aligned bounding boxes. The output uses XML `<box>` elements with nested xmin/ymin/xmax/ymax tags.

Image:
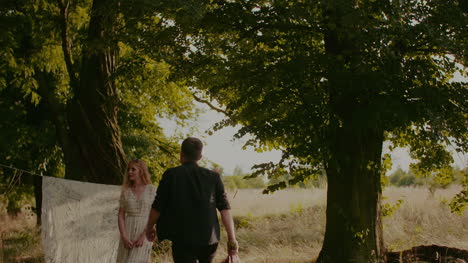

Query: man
<box><xmin>145</xmin><ymin>137</ymin><xmax>239</xmax><ymax>263</ymax></box>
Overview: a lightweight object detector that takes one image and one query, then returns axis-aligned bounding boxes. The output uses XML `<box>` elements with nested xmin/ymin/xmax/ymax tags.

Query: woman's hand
<box><xmin>122</xmin><ymin>236</ymin><xmax>133</xmax><ymax>249</ymax></box>
<box><xmin>133</xmin><ymin>233</ymin><xmax>147</xmax><ymax>247</ymax></box>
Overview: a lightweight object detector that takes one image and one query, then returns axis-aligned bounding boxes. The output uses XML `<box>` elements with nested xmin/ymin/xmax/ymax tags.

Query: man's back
<box><xmin>152</xmin><ymin>162</ymin><xmax>230</xmax><ymax>246</ymax></box>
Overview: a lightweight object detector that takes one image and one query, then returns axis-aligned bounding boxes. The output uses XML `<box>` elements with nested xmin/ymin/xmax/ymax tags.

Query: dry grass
<box><xmin>1</xmin><ymin>214</ymin><xmax>43</xmax><ymax>263</ymax></box>
<box><xmin>216</xmin><ymin>186</ymin><xmax>468</xmax><ymax>263</ymax></box>
<box><xmin>154</xmin><ymin>186</ymin><xmax>468</xmax><ymax>262</ymax></box>
<box><xmin>382</xmin><ymin>186</ymin><xmax>468</xmax><ymax>251</ymax></box>
<box><xmin>227</xmin><ymin>188</ymin><xmax>327</xmax><ymax>217</ymax></box>
<box><xmin>2</xmin><ymin>186</ymin><xmax>467</xmax><ymax>263</ymax></box>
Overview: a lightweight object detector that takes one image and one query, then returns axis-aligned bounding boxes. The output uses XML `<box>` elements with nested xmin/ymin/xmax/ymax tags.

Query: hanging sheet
<box><xmin>42</xmin><ymin>176</ymin><xmax>121</xmax><ymax>263</ymax></box>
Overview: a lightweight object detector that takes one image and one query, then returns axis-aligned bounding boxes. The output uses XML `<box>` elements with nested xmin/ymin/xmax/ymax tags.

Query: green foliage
<box><xmin>116</xmin><ymin>43</ymin><xmax>198</xmax><ymax>180</ymax></box>
<box><xmin>0</xmin><ymin>0</ymin><xmax>66</xmax><ymax>205</ymax></box>
<box><xmin>387</xmin><ymin>166</ymin><xmax>465</xmax><ymax>213</ymax></box>
<box><xmin>289</xmin><ymin>202</ymin><xmax>304</xmax><ymax>215</ymax></box>
<box><xmin>388</xmin><ymin>168</ymin><xmax>421</xmax><ymax>187</ymax></box>
<box><xmin>233</xmin><ymin>213</ymin><xmax>254</xmax><ymax>229</ymax></box>
<box><xmin>453</xmin><ymin>167</ymin><xmax>467</xmax><ymax>184</ymax></box>
<box><xmin>354</xmin><ymin>228</ymin><xmax>370</xmax><ymax>247</ymax></box>
<box><xmin>0</xmin><ymin>0</ymin><xmax>201</xmax><ymax>188</ymax></box>
<box><xmin>155</xmin><ymin>3</ymin><xmax>468</xmax><ymax>257</ymax></box>
<box><xmin>381</xmin><ymin>153</ymin><xmax>393</xmax><ymax>187</ymax></box>
<box><xmin>223</xmin><ymin>175</ymin><xmax>266</xmax><ymax>190</ymax></box>
<box><xmin>449</xmin><ymin>168</ymin><xmax>468</xmax><ymax>214</ymax></box>
<box><xmin>382</xmin><ymin>198</ymin><xmax>404</xmax><ymax>218</ymax></box>
<box><xmin>160</xmin><ymin>0</ymin><xmax>467</xmax><ymax>197</ymax></box>
<box><xmin>387</xmin><ymin>166</ymin><xmax>463</xmax><ymax>198</ymax></box>
<box><xmin>222</xmin><ymin>166</ymin><xmax>266</xmax><ymax>189</ymax></box>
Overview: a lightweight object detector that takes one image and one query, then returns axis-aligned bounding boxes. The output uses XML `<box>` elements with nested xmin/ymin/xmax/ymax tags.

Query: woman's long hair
<box><xmin>122</xmin><ymin>159</ymin><xmax>152</xmax><ymax>189</ymax></box>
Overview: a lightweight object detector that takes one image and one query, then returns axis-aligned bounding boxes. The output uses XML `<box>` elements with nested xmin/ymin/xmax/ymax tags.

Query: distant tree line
<box><xmin>220</xmin><ymin>164</ymin><xmax>466</xmax><ymax>191</ymax></box>
<box><xmin>387</xmin><ymin>166</ymin><xmax>466</xmax><ymax>189</ymax></box>
<box><xmin>221</xmin><ymin>166</ymin><xmax>266</xmax><ymax>190</ymax></box>
<box><xmin>220</xmin><ymin>165</ymin><xmax>328</xmax><ymax>190</ymax></box>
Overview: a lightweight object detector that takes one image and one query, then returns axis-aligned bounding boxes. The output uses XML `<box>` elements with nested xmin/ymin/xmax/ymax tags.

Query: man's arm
<box><xmin>146</xmin><ymin>170</ymin><xmax>170</xmax><ymax>241</ymax></box>
<box><xmin>214</xmin><ymin>172</ymin><xmax>238</xmax><ymax>255</ymax></box>
<box><xmin>145</xmin><ymin>208</ymin><xmax>160</xmax><ymax>241</ymax></box>
<box><xmin>220</xmin><ymin>209</ymin><xmax>238</xmax><ymax>256</ymax></box>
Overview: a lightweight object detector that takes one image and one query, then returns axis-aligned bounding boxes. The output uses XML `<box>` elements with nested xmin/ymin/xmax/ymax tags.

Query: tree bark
<box><xmin>63</xmin><ymin>0</ymin><xmax>126</xmax><ymax>184</ymax></box>
<box><xmin>317</xmin><ymin>121</ymin><xmax>384</xmax><ymax>263</ymax></box>
<box><xmin>317</xmin><ymin>0</ymin><xmax>386</xmax><ymax>261</ymax></box>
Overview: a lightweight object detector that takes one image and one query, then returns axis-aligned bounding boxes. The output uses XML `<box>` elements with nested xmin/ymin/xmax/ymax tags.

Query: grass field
<box><xmin>1</xmin><ymin>186</ymin><xmax>467</xmax><ymax>263</ymax></box>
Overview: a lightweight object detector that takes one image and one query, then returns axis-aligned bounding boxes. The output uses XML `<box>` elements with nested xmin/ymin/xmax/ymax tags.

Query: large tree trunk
<box><xmin>317</xmin><ymin>0</ymin><xmax>385</xmax><ymax>260</ymax></box>
<box><xmin>64</xmin><ymin>0</ymin><xmax>126</xmax><ymax>184</ymax></box>
<box><xmin>317</xmin><ymin>121</ymin><xmax>384</xmax><ymax>263</ymax></box>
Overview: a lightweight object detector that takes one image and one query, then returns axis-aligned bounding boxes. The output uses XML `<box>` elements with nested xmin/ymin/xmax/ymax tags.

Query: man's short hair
<box><xmin>181</xmin><ymin>137</ymin><xmax>203</xmax><ymax>161</ymax></box>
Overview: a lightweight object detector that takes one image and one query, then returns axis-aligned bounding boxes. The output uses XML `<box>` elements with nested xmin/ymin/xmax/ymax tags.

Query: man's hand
<box><xmin>144</xmin><ymin>209</ymin><xmax>160</xmax><ymax>242</ymax></box>
<box><xmin>146</xmin><ymin>227</ymin><xmax>156</xmax><ymax>242</ymax></box>
<box><xmin>221</xmin><ymin>210</ymin><xmax>238</xmax><ymax>256</ymax></box>
<box><xmin>227</xmin><ymin>239</ymin><xmax>239</xmax><ymax>256</ymax></box>
<box><xmin>223</xmin><ymin>239</ymin><xmax>240</xmax><ymax>263</ymax></box>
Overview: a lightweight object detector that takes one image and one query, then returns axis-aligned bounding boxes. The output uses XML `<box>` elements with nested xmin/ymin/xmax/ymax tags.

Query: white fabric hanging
<box><xmin>42</xmin><ymin>176</ymin><xmax>122</xmax><ymax>263</ymax></box>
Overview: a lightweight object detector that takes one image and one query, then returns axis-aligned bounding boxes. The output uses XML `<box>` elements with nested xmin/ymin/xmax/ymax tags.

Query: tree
<box><xmin>0</xmin><ymin>0</ymin><xmax>199</xmax><ymax>223</ymax></box>
<box><xmin>0</xmin><ymin>0</ymin><xmax>127</xmax><ymax>184</ymax></box>
<box><xmin>0</xmin><ymin>0</ymin><xmax>198</xmax><ymax>184</ymax></box>
<box><xmin>166</xmin><ymin>0</ymin><xmax>467</xmax><ymax>262</ymax></box>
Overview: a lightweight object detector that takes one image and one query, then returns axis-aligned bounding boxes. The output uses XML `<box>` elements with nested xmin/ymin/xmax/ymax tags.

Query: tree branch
<box><xmin>57</xmin><ymin>0</ymin><xmax>78</xmax><ymax>89</ymax></box>
<box><xmin>191</xmin><ymin>93</ymin><xmax>228</xmax><ymax>115</ymax></box>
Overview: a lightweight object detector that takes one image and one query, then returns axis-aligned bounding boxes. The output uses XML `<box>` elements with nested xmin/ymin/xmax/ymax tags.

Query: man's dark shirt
<box><xmin>152</xmin><ymin>162</ymin><xmax>231</xmax><ymax>246</ymax></box>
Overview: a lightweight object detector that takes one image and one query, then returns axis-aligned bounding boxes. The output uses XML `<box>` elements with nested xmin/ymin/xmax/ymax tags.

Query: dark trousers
<box><xmin>172</xmin><ymin>243</ymin><xmax>218</xmax><ymax>263</ymax></box>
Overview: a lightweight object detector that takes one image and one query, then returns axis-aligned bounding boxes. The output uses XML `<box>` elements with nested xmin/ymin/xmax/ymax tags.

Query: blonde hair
<box><xmin>122</xmin><ymin>159</ymin><xmax>152</xmax><ymax>189</ymax></box>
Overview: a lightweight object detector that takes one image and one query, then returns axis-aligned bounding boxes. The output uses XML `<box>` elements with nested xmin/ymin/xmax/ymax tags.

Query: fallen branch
<box><xmin>386</xmin><ymin>244</ymin><xmax>468</xmax><ymax>263</ymax></box>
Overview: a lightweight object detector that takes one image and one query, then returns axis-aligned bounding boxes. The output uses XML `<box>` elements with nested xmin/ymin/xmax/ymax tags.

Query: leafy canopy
<box><xmin>155</xmin><ymin>0</ymin><xmax>467</xmax><ymax>194</ymax></box>
<box><xmin>0</xmin><ymin>0</ymin><xmax>202</xmax><ymax>206</ymax></box>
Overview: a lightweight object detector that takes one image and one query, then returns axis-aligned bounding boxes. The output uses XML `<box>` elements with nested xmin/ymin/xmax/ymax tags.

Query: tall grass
<box><xmin>2</xmin><ymin>186</ymin><xmax>466</xmax><ymax>263</ymax></box>
<box><xmin>1</xmin><ymin>214</ymin><xmax>43</xmax><ymax>263</ymax></box>
<box><xmin>382</xmin><ymin>186</ymin><xmax>468</xmax><ymax>251</ymax></box>
<box><xmin>211</xmin><ymin>186</ymin><xmax>468</xmax><ymax>263</ymax></box>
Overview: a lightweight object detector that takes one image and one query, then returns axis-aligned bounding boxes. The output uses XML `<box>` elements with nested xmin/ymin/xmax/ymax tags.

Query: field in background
<box><xmin>2</xmin><ymin>186</ymin><xmax>467</xmax><ymax>263</ymax></box>
<box><xmin>205</xmin><ymin>186</ymin><xmax>467</xmax><ymax>263</ymax></box>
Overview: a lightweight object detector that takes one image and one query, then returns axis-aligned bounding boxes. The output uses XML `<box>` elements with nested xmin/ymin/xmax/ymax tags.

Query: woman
<box><xmin>116</xmin><ymin>159</ymin><xmax>156</xmax><ymax>263</ymax></box>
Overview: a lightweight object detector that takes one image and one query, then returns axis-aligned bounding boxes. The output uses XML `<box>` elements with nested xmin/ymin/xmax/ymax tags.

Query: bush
<box><xmin>223</xmin><ymin>175</ymin><xmax>266</xmax><ymax>189</ymax></box>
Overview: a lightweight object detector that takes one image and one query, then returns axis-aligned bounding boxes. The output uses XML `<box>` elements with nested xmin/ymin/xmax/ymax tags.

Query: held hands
<box><xmin>146</xmin><ymin>227</ymin><xmax>156</xmax><ymax>242</ymax></box>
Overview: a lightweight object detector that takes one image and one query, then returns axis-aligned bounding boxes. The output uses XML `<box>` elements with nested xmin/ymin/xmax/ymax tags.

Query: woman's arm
<box><xmin>118</xmin><ymin>206</ymin><xmax>133</xmax><ymax>249</ymax></box>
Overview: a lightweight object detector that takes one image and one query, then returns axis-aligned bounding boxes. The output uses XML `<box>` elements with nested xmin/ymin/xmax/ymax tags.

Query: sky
<box><xmin>160</xmin><ymin>102</ymin><xmax>467</xmax><ymax>176</ymax></box>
